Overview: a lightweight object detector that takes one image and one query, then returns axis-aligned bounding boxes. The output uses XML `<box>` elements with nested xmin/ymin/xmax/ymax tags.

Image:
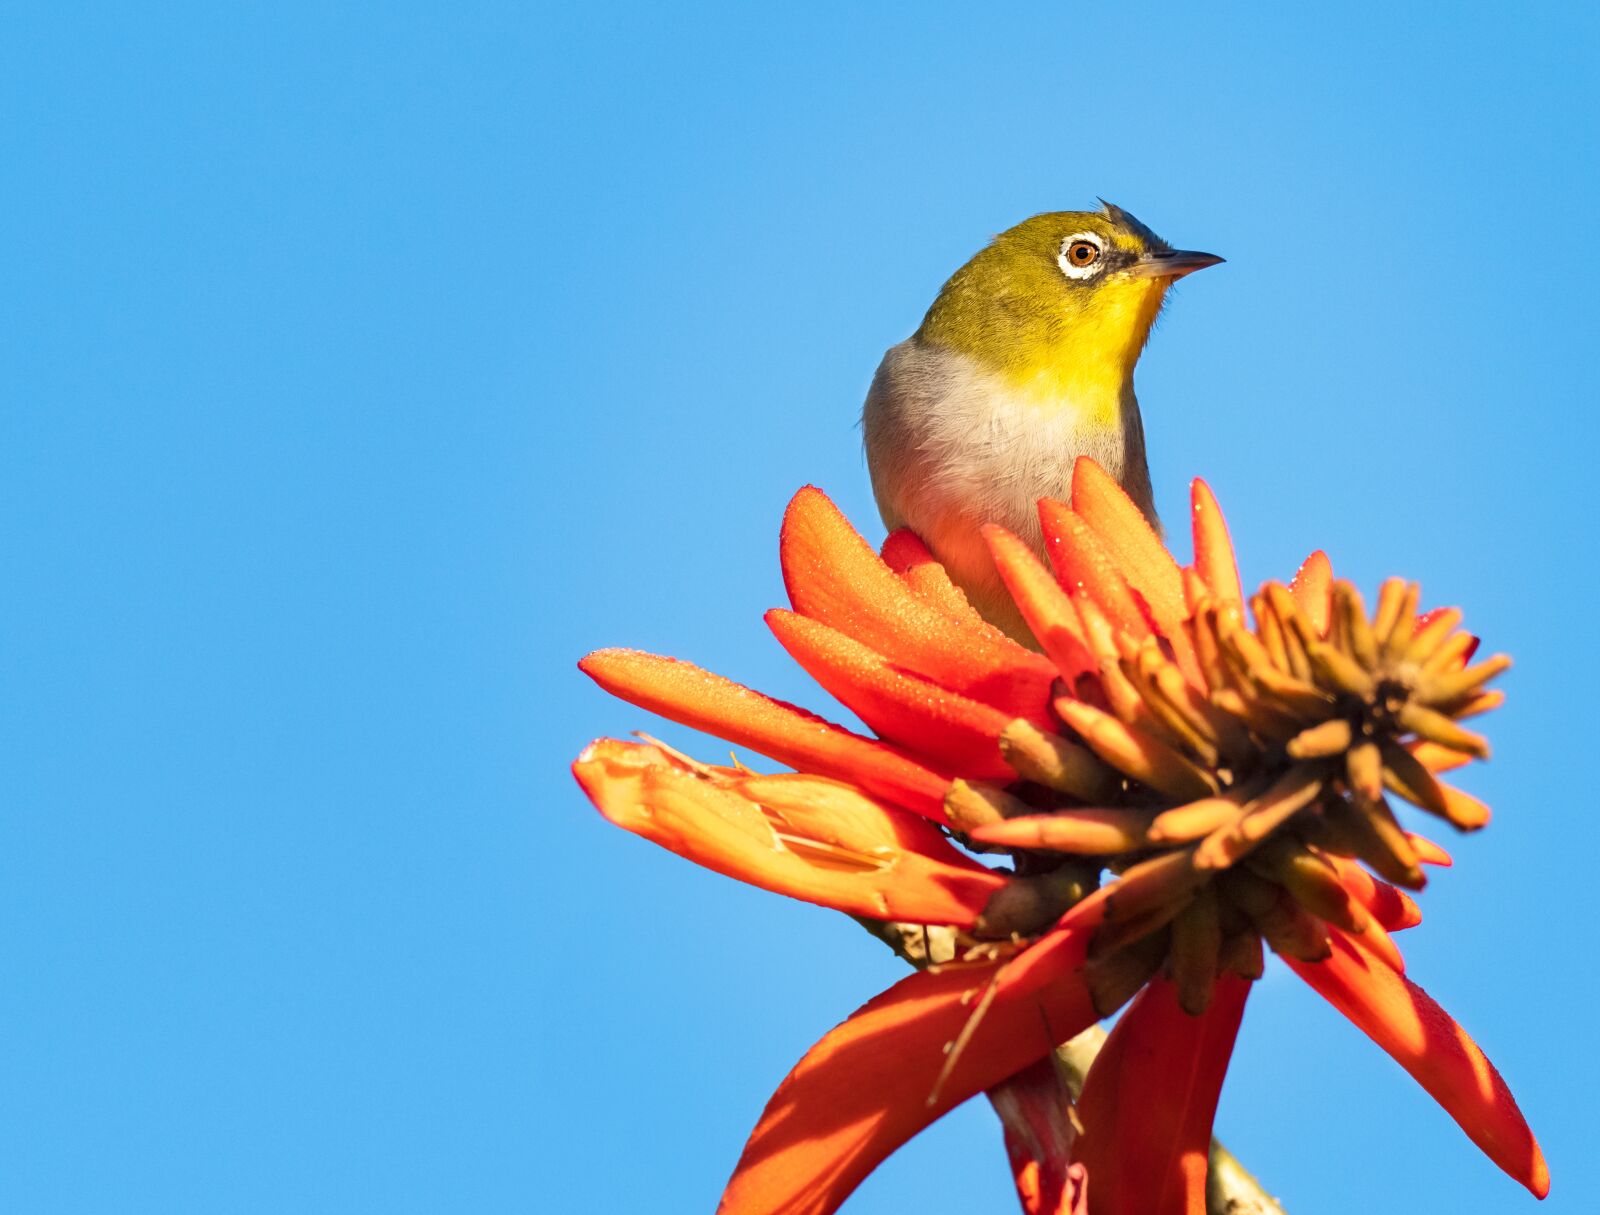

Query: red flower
<box><xmin>573</xmin><ymin>459</ymin><xmax>1547</xmax><ymax>1213</ymax></box>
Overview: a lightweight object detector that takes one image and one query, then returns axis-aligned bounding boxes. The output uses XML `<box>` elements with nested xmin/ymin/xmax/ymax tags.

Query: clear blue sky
<box><xmin>3</xmin><ymin>3</ymin><xmax>1595</xmax><ymax>1211</ymax></box>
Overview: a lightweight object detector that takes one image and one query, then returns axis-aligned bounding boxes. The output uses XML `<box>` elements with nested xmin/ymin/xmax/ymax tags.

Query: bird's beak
<box><xmin>1127</xmin><ymin>249</ymin><xmax>1225</xmax><ymax>280</ymax></box>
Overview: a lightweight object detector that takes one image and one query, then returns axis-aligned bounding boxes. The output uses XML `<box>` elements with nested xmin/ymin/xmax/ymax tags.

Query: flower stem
<box><xmin>1205</xmin><ymin>1140</ymin><xmax>1282</xmax><ymax>1215</ymax></box>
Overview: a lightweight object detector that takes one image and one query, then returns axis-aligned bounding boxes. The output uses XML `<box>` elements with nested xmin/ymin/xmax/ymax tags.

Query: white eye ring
<box><xmin>1057</xmin><ymin>233</ymin><xmax>1106</xmax><ymax>280</ymax></box>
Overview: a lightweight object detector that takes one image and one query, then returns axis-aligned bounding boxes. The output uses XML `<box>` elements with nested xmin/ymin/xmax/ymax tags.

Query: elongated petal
<box><xmin>1354</xmin><ymin>915</ymin><xmax>1407</xmax><ymax>974</ymax></box>
<box><xmin>578</xmin><ymin>649</ymin><xmax>951</xmax><ymax>819</ymax></box>
<box><xmin>1073</xmin><ymin>975</ymin><xmax>1251</xmax><ymax>1215</ymax></box>
<box><xmin>1072</xmin><ymin>459</ymin><xmax>1201</xmax><ymax>684</ymax></box>
<box><xmin>990</xmin><ymin>1055</ymin><xmax>1088</xmax><ymax>1215</ymax></box>
<box><xmin>1326</xmin><ymin>854</ymin><xmax>1424</xmax><ymax>931</ymax></box>
<box><xmin>767</xmin><ymin>609</ymin><xmax>1014</xmax><ymax>780</ymax></box>
<box><xmin>1038</xmin><ymin>499</ymin><xmax>1150</xmax><ymax>640</ymax></box>
<box><xmin>1072</xmin><ymin>459</ymin><xmax>1185</xmax><ymax>624</ymax></box>
<box><xmin>1407</xmin><ymin>831</ymin><xmax>1454</xmax><ymax>867</ymax></box>
<box><xmin>1055</xmin><ymin>697</ymin><xmax>1218</xmax><ymax>802</ymax></box>
<box><xmin>1411</xmin><ymin>740</ymin><xmax>1473</xmax><ymax>774</ymax></box>
<box><xmin>1190</xmin><ymin>479</ymin><xmax>1243</xmax><ymax>608</ymax></box>
<box><xmin>1288</xmin><ymin>551</ymin><xmax>1333</xmax><ymax>637</ymax></box>
<box><xmin>780</xmin><ymin>488</ymin><xmax>1055</xmax><ymax>719</ymax></box>
<box><xmin>984</xmin><ymin>524</ymin><xmax>1097</xmax><ymax>680</ymax></box>
<box><xmin>574</xmin><ymin>739</ymin><xmax>1005</xmax><ymax>926</ymax></box>
<box><xmin>719</xmin><ymin>931</ymin><xmax>1098</xmax><ymax>1215</ymax></box>
<box><xmin>881</xmin><ymin>528</ymin><xmax>1013</xmax><ymax>643</ymax></box>
<box><xmin>971</xmin><ymin>809</ymin><xmax>1152</xmax><ymax>855</ymax></box>
<box><xmin>1286</xmin><ymin>931</ymin><xmax>1548</xmax><ymax>1197</ymax></box>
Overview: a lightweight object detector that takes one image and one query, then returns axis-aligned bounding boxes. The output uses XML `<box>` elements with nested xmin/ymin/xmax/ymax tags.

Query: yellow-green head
<box><xmin>916</xmin><ymin>202</ymin><xmax>1221</xmax><ymax>423</ymax></box>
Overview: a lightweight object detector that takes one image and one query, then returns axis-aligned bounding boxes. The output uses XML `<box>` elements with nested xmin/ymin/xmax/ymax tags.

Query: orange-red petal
<box><xmin>1038</xmin><ymin>498</ymin><xmax>1151</xmax><ymax>641</ymax></box>
<box><xmin>1326</xmin><ymin>854</ymin><xmax>1424</xmax><ymax>931</ymax></box>
<box><xmin>718</xmin><ymin>930</ymin><xmax>1098</xmax><ymax>1215</ymax></box>
<box><xmin>990</xmin><ymin>1055</ymin><xmax>1089</xmax><ymax>1215</ymax></box>
<box><xmin>766</xmin><ymin>609</ymin><xmax>1014</xmax><ymax>780</ymax></box>
<box><xmin>984</xmin><ymin>524</ymin><xmax>1097</xmax><ymax>680</ymax></box>
<box><xmin>1286</xmin><ymin>931</ymin><xmax>1548</xmax><ymax>1198</ymax></box>
<box><xmin>1073</xmin><ymin>975</ymin><xmax>1251</xmax><ymax>1215</ymax></box>
<box><xmin>881</xmin><ymin>528</ymin><xmax>1013</xmax><ymax>643</ymax></box>
<box><xmin>1289</xmin><ymin>551</ymin><xmax>1333</xmax><ymax>637</ymax></box>
<box><xmin>578</xmin><ymin>649</ymin><xmax>951</xmax><ymax>820</ymax></box>
<box><xmin>1071</xmin><ymin>459</ymin><xmax>1201</xmax><ymax>684</ymax></box>
<box><xmin>573</xmin><ymin>739</ymin><xmax>1005</xmax><ymax>926</ymax></box>
<box><xmin>1190</xmin><ymin>478</ymin><xmax>1244</xmax><ymax>609</ymax></box>
<box><xmin>1351</xmin><ymin>914</ymin><xmax>1407</xmax><ymax>974</ymax></box>
<box><xmin>1072</xmin><ymin>459</ymin><xmax>1188</xmax><ymax>633</ymax></box>
<box><xmin>780</xmin><ymin>487</ymin><xmax>1055</xmax><ymax>720</ymax></box>
<box><xmin>1407</xmin><ymin>831</ymin><xmax>1455</xmax><ymax>867</ymax></box>
<box><xmin>1412</xmin><ymin>741</ymin><xmax>1473</xmax><ymax>775</ymax></box>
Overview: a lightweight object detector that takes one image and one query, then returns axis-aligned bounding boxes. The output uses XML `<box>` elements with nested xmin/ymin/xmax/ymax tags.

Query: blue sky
<box><xmin>3</xmin><ymin>2</ymin><xmax>1596</xmax><ymax>1211</ymax></box>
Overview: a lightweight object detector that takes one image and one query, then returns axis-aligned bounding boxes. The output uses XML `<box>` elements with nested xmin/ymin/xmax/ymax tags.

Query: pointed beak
<box><xmin>1127</xmin><ymin>249</ymin><xmax>1225</xmax><ymax>280</ymax></box>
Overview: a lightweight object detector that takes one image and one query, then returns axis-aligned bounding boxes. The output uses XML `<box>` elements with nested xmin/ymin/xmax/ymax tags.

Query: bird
<box><xmin>862</xmin><ymin>202</ymin><xmax>1221</xmax><ymax>640</ymax></box>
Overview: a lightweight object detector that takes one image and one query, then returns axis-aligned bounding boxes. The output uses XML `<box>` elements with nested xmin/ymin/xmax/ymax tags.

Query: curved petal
<box><xmin>719</xmin><ymin>930</ymin><xmax>1098</xmax><ymax>1215</ymax></box>
<box><xmin>780</xmin><ymin>488</ymin><xmax>1055</xmax><ymax>721</ymax></box>
<box><xmin>984</xmin><ymin>524</ymin><xmax>1097</xmax><ymax>680</ymax></box>
<box><xmin>1073</xmin><ymin>975</ymin><xmax>1250</xmax><ymax>1215</ymax></box>
<box><xmin>1326</xmin><ymin>854</ymin><xmax>1423</xmax><ymax>931</ymax></box>
<box><xmin>578</xmin><ymin>649</ymin><xmax>950</xmax><ymax>820</ymax></box>
<box><xmin>1288</xmin><ymin>551</ymin><xmax>1333</xmax><ymax>637</ymax></box>
<box><xmin>881</xmin><ymin>528</ymin><xmax>1012</xmax><ymax>643</ymax></box>
<box><xmin>1053</xmin><ymin>697</ymin><xmax>1218</xmax><ymax>803</ymax></box>
<box><xmin>1190</xmin><ymin>479</ymin><xmax>1243</xmax><ymax>609</ymax></box>
<box><xmin>1407</xmin><ymin>830</ymin><xmax>1455</xmax><ymax>867</ymax></box>
<box><xmin>1286</xmin><ymin>931</ymin><xmax>1548</xmax><ymax>1197</ymax></box>
<box><xmin>573</xmin><ymin>739</ymin><xmax>1005</xmax><ymax>926</ymax></box>
<box><xmin>1038</xmin><ymin>498</ymin><xmax>1151</xmax><ymax>641</ymax></box>
<box><xmin>766</xmin><ymin>609</ymin><xmax>1014</xmax><ymax>780</ymax></box>
<box><xmin>1412</xmin><ymin>740</ymin><xmax>1472</xmax><ymax>775</ymax></box>
<box><xmin>1071</xmin><ymin>458</ymin><xmax>1201</xmax><ymax>685</ymax></box>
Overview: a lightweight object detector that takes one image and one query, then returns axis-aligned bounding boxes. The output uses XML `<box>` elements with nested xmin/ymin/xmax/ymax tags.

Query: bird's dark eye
<box><xmin>1067</xmin><ymin>241</ymin><xmax>1100</xmax><ymax>267</ymax></box>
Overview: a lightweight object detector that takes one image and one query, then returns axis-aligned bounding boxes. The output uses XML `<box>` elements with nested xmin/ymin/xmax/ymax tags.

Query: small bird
<box><xmin>863</xmin><ymin>202</ymin><xmax>1221</xmax><ymax>639</ymax></box>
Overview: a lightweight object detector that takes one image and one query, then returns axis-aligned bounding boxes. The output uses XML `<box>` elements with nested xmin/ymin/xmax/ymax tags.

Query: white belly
<box><xmin>861</xmin><ymin>338</ymin><xmax>1155</xmax><ymax>635</ymax></box>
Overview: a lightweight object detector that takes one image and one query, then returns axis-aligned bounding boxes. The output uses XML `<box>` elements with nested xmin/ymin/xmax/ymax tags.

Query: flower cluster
<box><xmin>573</xmin><ymin>458</ymin><xmax>1546</xmax><ymax>1214</ymax></box>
